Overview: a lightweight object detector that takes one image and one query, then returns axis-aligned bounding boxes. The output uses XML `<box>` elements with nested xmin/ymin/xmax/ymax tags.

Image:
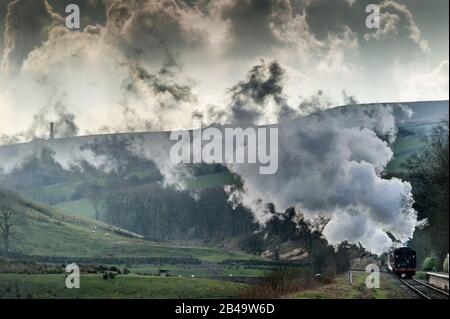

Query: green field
<box><xmin>187</xmin><ymin>171</ymin><xmax>238</xmax><ymax>189</ymax></box>
<box><xmin>54</xmin><ymin>198</ymin><xmax>96</xmax><ymax>218</ymax></box>
<box><xmin>126</xmin><ymin>263</ymin><xmax>268</xmax><ymax>277</ymax></box>
<box><xmin>0</xmin><ymin>274</ymin><xmax>245</xmax><ymax>299</ymax></box>
<box><xmin>287</xmin><ymin>272</ymin><xmax>419</xmax><ymax>299</ymax></box>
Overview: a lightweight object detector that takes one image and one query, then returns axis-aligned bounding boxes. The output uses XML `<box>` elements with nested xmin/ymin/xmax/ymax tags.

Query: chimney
<box><xmin>50</xmin><ymin>122</ymin><xmax>55</xmax><ymax>140</ymax></box>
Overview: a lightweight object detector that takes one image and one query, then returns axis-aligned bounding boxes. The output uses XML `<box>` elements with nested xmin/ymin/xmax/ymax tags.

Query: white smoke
<box><xmin>127</xmin><ymin>132</ymin><xmax>194</xmax><ymax>191</ymax></box>
<box><xmin>225</xmin><ymin>104</ymin><xmax>417</xmax><ymax>255</ymax></box>
<box><xmin>0</xmin><ymin>131</ymin><xmax>193</xmax><ymax>192</ymax></box>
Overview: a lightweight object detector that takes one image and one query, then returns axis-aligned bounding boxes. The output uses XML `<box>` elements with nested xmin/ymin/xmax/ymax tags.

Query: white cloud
<box><xmin>395</xmin><ymin>60</ymin><xmax>449</xmax><ymax>101</ymax></box>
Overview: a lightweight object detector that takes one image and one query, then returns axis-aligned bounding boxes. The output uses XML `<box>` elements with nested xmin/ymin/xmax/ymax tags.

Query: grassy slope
<box><xmin>4</xmin><ymin>192</ymin><xmax>261</xmax><ymax>263</ymax></box>
<box><xmin>0</xmin><ymin>274</ymin><xmax>245</xmax><ymax>299</ymax></box>
<box><xmin>53</xmin><ymin>198</ymin><xmax>96</xmax><ymax>218</ymax></box>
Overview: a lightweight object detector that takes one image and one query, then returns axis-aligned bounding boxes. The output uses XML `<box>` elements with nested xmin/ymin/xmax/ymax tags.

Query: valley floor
<box><xmin>0</xmin><ymin>274</ymin><xmax>245</xmax><ymax>299</ymax></box>
<box><xmin>0</xmin><ymin>271</ymin><xmax>422</xmax><ymax>299</ymax></box>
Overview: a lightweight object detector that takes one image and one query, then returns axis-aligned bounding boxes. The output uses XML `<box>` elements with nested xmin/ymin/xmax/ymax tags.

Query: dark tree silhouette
<box><xmin>0</xmin><ymin>194</ymin><xmax>23</xmax><ymax>252</ymax></box>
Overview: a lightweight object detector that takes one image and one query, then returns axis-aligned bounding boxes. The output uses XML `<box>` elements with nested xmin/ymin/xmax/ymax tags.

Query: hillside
<box><xmin>385</xmin><ymin>101</ymin><xmax>448</xmax><ymax>174</ymax></box>
<box><xmin>0</xmin><ymin>191</ymin><xmax>261</xmax><ymax>264</ymax></box>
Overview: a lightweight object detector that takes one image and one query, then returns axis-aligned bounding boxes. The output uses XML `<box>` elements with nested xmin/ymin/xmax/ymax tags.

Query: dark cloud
<box><xmin>128</xmin><ymin>64</ymin><xmax>196</xmax><ymax>104</ymax></box>
<box><xmin>0</xmin><ymin>0</ymin><xmax>9</xmax><ymax>59</ymax></box>
<box><xmin>298</xmin><ymin>90</ymin><xmax>333</xmax><ymax>115</ymax></box>
<box><xmin>228</xmin><ymin>60</ymin><xmax>296</xmax><ymax>126</ymax></box>
<box><xmin>1</xmin><ymin>0</ymin><xmax>62</xmax><ymax>75</ymax></box>
<box><xmin>103</xmin><ymin>0</ymin><xmax>208</xmax><ymax>64</ymax></box>
<box><xmin>305</xmin><ymin>0</ymin><xmax>429</xmax><ymax>57</ymax></box>
<box><xmin>218</xmin><ymin>0</ymin><xmax>291</xmax><ymax>57</ymax></box>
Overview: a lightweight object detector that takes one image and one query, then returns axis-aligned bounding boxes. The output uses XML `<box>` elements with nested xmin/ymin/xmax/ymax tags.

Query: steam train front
<box><xmin>387</xmin><ymin>247</ymin><xmax>417</xmax><ymax>279</ymax></box>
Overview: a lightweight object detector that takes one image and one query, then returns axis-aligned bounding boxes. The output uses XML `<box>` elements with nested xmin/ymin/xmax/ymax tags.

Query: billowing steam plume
<box><xmin>226</xmin><ymin>104</ymin><xmax>417</xmax><ymax>255</ymax></box>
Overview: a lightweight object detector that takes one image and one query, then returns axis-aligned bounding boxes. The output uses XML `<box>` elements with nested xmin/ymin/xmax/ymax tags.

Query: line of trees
<box><xmin>101</xmin><ymin>184</ymin><xmax>257</xmax><ymax>241</ymax></box>
<box><xmin>408</xmin><ymin>122</ymin><xmax>449</xmax><ymax>269</ymax></box>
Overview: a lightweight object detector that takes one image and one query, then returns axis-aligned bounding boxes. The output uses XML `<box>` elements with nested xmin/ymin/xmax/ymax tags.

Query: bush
<box><xmin>123</xmin><ymin>268</ymin><xmax>130</xmax><ymax>275</ymax></box>
<box><xmin>311</xmin><ymin>241</ymin><xmax>336</xmax><ymax>275</ymax></box>
<box><xmin>102</xmin><ymin>273</ymin><xmax>109</xmax><ymax>280</ymax></box>
<box><xmin>423</xmin><ymin>257</ymin><xmax>437</xmax><ymax>271</ymax></box>
<box><xmin>335</xmin><ymin>243</ymin><xmax>352</xmax><ymax>274</ymax></box>
<box><xmin>241</xmin><ymin>266</ymin><xmax>314</xmax><ymax>299</ymax></box>
<box><xmin>322</xmin><ymin>266</ymin><xmax>336</xmax><ymax>284</ymax></box>
<box><xmin>239</xmin><ymin>234</ymin><xmax>266</xmax><ymax>255</ymax></box>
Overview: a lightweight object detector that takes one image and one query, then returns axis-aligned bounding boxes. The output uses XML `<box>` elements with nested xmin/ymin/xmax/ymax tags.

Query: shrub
<box><xmin>102</xmin><ymin>273</ymin><xmax>109</xmax><ymax>280</ymax></box>
<box><xmin>239</xmin><ymin>234</ymin><xmax>266</xmax><ymax>255</ymax></box>
<box><xmin>241</xmin><ymin>266</ymin><xmax>314</xmax><ymax>299</ymax></box>
<box><xmin>311</xmin><ymin>241</ymin><xmax>336</xmax><ymax>275</ymax></box>
<box><xmin>321</xmin><ymin>266</ymin><xmax>337</xmax><ymax>284</ymax></box>
<box><xmin>335</xmin><ymin>245</ymin><xmax>351</xmax><ymax>274</ymax></box>
<box><xmin>123</xmin><ymin>268</ymin><xmax>130</xmax><ymax>275</ymax></box>
<box><xmin>422</xmin><ymin>257</ymin><xmax>437</xmax><ymax>271</ymax></box>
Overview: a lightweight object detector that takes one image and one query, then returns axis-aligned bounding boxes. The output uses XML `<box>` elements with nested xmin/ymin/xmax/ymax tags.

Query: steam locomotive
<box><xmin>387</xmin><ymin>247</ymin><xmax>417</xmax><ymax>279</ymax></box>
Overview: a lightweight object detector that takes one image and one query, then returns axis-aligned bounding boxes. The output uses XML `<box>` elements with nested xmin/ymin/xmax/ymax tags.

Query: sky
<box><xmin>0</xmin><ymin>0</ymin><xmax>448</xmax><ymax>141</ymax></box>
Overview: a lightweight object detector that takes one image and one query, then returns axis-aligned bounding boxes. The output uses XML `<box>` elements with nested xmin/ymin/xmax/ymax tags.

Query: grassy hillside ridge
<box><xmin>54</xmin><ymin>198</ymin><xmax>96</xmax><ymax>218</ymax></box>
<box><xmin>0</xmin><ymin>191</ymin><xmax>263</xmax><ymax>263</ymax></box>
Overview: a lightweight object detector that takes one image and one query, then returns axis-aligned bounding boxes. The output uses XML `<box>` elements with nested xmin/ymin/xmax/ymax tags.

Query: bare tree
<box><xmin>0</xmin><ymin>196</ymin><xmax>22</xmax><ymax>252</ymax></box>
<box><xmin>87</xmin><ymin>185</ymin><xmax>103</xmax><ymax>220</ymax></box>
<box><xmin>88</xmin><ymin>188</ymin><xmax>103</xmax><ymax>221</ymax></box>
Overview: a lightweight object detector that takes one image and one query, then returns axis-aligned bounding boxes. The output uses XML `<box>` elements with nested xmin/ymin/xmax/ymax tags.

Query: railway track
<box><xmin>400</xmin><ymin>278</ymin><xmax>449</xmax><ymax>299</ymax></box>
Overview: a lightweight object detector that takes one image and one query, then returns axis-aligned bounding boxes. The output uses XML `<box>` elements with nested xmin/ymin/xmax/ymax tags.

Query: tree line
<box><xmin>101</xmin><ymin>184</ymin><xmax>257</xmax><ymax>242</ymax></box>
<box><xmin>407</xmin><ymin>122</ymin><xmax>449</xmax><ymax>269</ymax></box>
